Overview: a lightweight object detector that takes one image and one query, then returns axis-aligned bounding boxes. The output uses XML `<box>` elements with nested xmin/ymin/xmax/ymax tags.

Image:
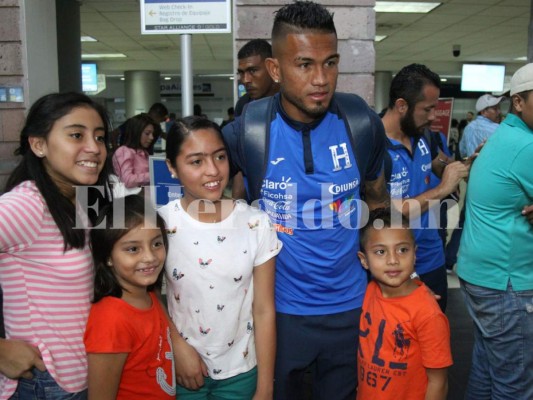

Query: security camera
<box><xmin>453</xmin><ymin>44</ymin><xmax>461</xmax><ymax>58</ymax></box>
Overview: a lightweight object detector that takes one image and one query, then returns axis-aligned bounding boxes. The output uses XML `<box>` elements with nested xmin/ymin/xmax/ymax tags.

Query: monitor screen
<box><xmin>81</xmin><ymin>63</ymin><xmax>98</xmax><ymax>92</ymax></box>
<box><xmin>461</xmin><ymin>64</ymin><xmax>505</xmax><ymax>92</ymax></box>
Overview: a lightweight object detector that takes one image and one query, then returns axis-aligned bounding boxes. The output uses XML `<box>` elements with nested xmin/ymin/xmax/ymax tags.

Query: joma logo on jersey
<box><xmin>329</xmin><ymin>143</ymin><xmax>352</xmax><ymax>171</ymax></box>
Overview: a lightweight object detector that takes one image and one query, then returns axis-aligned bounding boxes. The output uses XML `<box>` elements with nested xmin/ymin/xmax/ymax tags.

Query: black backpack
<box><xmin>238</xmin><ymin>93</ymin><xmax>384</xmax><ymax>202</ymax></box>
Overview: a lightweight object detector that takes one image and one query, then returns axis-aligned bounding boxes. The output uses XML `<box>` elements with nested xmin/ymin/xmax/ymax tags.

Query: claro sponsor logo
<box><xmin>327</xmin><ymin>179</ymin><xmax>360</xmax><ymax>195</ymax></box>
<box><xmin>421</xmin><ymin>162</ymin><xmax>432</xmax><ymax>172</ymax></box>
<box><xmin>262</xmin><ymin>177</ymin><xmax>293</xmax><ymax>190</ymax></box>
<box><xmin>391</xmin><ymin>167</ymin><xmax>408</xmax><ymax>182</ymax></box>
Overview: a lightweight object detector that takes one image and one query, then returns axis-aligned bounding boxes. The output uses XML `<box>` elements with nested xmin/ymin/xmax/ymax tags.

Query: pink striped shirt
<box><xmin>0</xmin><ymin>181</ymin><xmax>93</xmax><ymax>399</ymax></box>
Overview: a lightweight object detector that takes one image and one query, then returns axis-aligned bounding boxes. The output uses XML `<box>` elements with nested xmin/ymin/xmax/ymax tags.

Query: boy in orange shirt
<box><xmin>356</xmin><ymin>208</ymin><xmax>452</xmax><ymax>400</ymax></box>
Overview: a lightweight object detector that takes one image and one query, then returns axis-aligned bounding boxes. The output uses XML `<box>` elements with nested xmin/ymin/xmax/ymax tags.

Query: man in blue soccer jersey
<box><xmin>380</xmin><ymin>64</ymin><xmax>470</xmax><ymax>311</ymax></box>
<box><xmin>222</xmin><ymin>2</ymin><xmax>389</xmax><ymax>399</ymax></box>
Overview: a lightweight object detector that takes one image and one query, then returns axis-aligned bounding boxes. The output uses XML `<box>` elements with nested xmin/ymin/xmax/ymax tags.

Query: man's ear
<box><xmin>357</xmin><ymin>251</ymin><xmax>369</xmax><ymax>270</ymax></box>
<box><xmin>166</xmin><ymin>159</ymin><xmax>178</xmax><ymax>180</ymax></box>
<box><xmin>28</xmin><ymin>137</ymin><xmax>46</xmax><ymax>158</ymax></box>
<box><xmin>512</xmin><ymin>94</ymin><xmax>524</xmax><ymax>113</ymax></box>
<box><xmin>265</xmin><ymin>57</ymin><xmax>280</xmax><ymax>84</ymax></box>
<box><xmin>395</xmin><ymin>98</ymin><xmax>408</xmax><ymax>114</ymax></box>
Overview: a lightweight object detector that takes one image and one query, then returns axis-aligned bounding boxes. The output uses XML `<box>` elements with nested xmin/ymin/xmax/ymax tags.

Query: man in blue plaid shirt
<box><xmin>459</xmin><ymin>94</ymin><xmax>503</xmax><ymax>157</ymax></box>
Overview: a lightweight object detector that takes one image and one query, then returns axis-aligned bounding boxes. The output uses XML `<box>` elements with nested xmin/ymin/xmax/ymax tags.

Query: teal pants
<box><xmin>176</xmin><ymin>367</ymin><xmax>257</xmax><ymax>400</ymax></box>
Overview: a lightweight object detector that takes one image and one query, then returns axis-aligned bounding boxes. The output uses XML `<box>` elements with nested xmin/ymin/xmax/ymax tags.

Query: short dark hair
<box><xmin>388</xmin><ymin>63</ymin><xmax>441</xmax><ymax>109</ymax></box>
<box><xmin>238</xmin><ymin>39</ymin><xmax>272</xmax><ymax>60</ymax></box>
<box><xmin>360</xmin><ymin>208</ymin><xmax>414</xmax><ymax>252</ymax></box>
<box><xmin>91</xmin><ymin>194</ymin><xmax>168</xmax><ymax>303</ymax></box>
<box><xmin>148</xmin><ymin>102</ymin><xmax>168</xmax><ymax>122</ymax></box>
<box><xmin>166</xmin><ymin>116</ymin><xmax>225</xmax><ymax>168</ymax></box>
<box><xmin>271</xmin><ymin>1</ymin><xmax>336</xmax><ymax>54</ymax></box>
<box><xmin>5</xmin><ymin>92</ymin><xmax>113</xmax><ymax>250</ymax></box>
<box><xmin>121</xmin><ymin>113</ymin><xmax>161</xmax><ymax>153</ymax></box>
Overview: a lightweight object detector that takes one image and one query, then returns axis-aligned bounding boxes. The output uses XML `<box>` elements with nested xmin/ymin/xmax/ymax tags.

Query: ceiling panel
<box><xmin>80</xmin><ymin>0</ymin><xmax>531</xmax><ymax>81</ymax></box>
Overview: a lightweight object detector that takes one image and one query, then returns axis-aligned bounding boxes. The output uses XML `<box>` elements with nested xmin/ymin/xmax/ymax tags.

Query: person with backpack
<box><xmin>221</xmin><ymin>2</ymin><xmax>389</xmax><ymax>399</ymax></box>
<box><xmin>232</xmin><ymin>39</ymin><xmax>281</xmax><ymax>201</ymax></box>
<box><xmin>380</xmin><ymin>64</ymin><xmax>471</xmax><ymax>311</ymax></box>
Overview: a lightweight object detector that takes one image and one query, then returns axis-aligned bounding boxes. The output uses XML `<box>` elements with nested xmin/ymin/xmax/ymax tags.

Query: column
<box><xmin>124</xmin><ymin>70</ymin><xmax>161</xmax><ymax>118</ymax></box>
<box><xmin>374</xmin><ymin>71</ymin><xmax>392</xmax><ymax>114</ymax></box>
<box><xmin>56</xmin><ymin>0</ymin><xmax>81</xmax><ymax>92</ymax></box>
<box><xmin>0</xmin><ymin>0</ymin><xmax>60</xmax><ymax>191</ymax></box>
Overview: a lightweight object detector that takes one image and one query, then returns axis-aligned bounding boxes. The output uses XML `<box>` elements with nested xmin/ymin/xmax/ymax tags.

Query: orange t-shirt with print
<box><xmin>357</xmin><ymin>280</ymin><xmax>452</xmax><ymax>400</ymax></box>
<box><xmin>84</xmin><ymin>292</ymin><xmax>175</xmax><ymax>400</ymax></box>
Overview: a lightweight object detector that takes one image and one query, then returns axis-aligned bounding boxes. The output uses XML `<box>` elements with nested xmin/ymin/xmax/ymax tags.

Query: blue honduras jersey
<box><xmin>386</xmin><ymin>136</ymin><xmax>445</xmax><ymax>274</ymax></box>
<box><xmin>261</xmin><ymin>104</ymin><xmax>367</xmax><ymax>315</ymax></box>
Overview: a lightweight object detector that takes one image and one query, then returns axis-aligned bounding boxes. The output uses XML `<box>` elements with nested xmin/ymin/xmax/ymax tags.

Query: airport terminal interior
<box><xmin>0</xmin><ymin>1</ymin><xmax>532</xmax><ymax>399</ymax></box>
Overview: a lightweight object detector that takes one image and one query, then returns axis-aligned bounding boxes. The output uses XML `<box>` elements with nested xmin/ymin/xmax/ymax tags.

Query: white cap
<box><xmin>510</xmin><ymin>63</ymin><xmax>533</xmax><ymax>96</ymax></box>
<box><xmin>475</xmin><ymin>94</ymin><xmax>504</xmax><ymax>112</ymax></box>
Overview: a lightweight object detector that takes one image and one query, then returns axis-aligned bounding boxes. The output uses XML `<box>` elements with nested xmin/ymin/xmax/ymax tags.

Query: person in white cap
<box><xmin>457</xmin><ymin>63</ymin><xmax>533</xmax><ymax>399</ymax></box>
<box><xmin>459</xmin><ymin>94</ymin><xmax>504</xmax><ymax>157</ymax></box>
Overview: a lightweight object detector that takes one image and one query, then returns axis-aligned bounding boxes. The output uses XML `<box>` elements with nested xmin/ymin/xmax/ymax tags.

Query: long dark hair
<box><xmin>91</xmin><ymin>195</ymin><xmax>168</xmax><ymax>303</ymax></box>
<box><xmin>121</xmin><ymin>113</ymin><xmax>161</xmax><ymax>154</ymax></box>
<box><xmin>5</xmin><ymin>92</ymin><xmax>113</xmax><ymax>250</ymax></box>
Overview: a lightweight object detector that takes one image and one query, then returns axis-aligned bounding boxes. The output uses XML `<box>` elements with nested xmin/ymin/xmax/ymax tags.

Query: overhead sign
<box><xmin>140</xmin><ymin>0</ymin><xmax>231</xmax><ymax>34</ymax></box>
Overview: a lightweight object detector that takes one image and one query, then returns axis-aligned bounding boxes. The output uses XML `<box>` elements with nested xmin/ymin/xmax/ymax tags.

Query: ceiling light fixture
<box><xmin>81</xmin><ymin>36</ymin><xmax>97</xmax><ymax>42</ymax></box>
<box><xmin>196</xmin><ymin>73</ymin><xmax>234</xmax><ymax>78</ymax></box>
<box><xmin>164</xmin><ymin>76</ymin><xmax>172</xmax><ymax>80</ymax></box>
<box><xmin>375</xmin><ymin>35</ymin><xmax>387</xmax><ymax>42</ymax></box>
<box><xmin>82</xmin><ymin>53</ymin><xmax>126</xmax><ymax>59</ymax></box>
<box><xmin>375</xmin><ymin>2</ymin><xmax>441</xmax><ymax>13</ymax></box>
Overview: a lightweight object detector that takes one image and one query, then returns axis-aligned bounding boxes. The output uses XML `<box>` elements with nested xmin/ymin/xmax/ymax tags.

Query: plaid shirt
<box><xmin>459</xmin><ymin>115</ymin><xmax>499</xmax><ymax>157</ymax></box>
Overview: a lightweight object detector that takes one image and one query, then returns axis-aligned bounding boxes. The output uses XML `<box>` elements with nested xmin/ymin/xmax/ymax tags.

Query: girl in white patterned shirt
<box><xmin>159</xmin><ymin>116</ymin><xmax>282</xmax><ymax>400</ymax></box>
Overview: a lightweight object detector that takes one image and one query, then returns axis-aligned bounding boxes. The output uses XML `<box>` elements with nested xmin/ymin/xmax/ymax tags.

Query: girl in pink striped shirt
<box><xmin>0</xmin><ymin>92</ymin><xmax>113</xmax><ymax>400</ymax></box>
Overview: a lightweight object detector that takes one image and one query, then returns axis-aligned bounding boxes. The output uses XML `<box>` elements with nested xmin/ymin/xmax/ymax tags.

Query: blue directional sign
<box><xmin>149</xmin><ymin>156</ymin><xmax>183</xmax><ymax>208</ymax></box>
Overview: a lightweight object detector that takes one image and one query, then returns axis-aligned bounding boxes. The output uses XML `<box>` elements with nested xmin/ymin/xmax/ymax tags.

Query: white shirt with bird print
<box><xmin>159</xmin><ymin>199</ymin><xmax>282</xmax><ymax>380</ymax></box>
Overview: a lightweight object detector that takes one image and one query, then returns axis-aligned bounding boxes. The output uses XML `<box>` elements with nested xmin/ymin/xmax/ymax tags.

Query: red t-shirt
<box><xmin>357</xmin><ymin>281</ymin><xmax>452</xmax><ymax>400</ymax></box>
<box><xmin>84</xmin><ymin>292</ymin><xmax>175</xmax><ymax>399</ymax></box>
